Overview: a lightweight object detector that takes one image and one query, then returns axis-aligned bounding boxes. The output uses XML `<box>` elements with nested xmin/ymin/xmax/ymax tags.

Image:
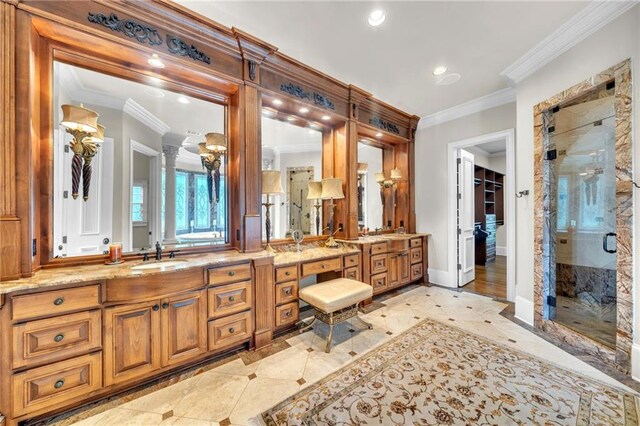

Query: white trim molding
<box><xmin>501</xmin><ymin>1</ymin><xmax>638</xmax><ymax>84</ymax></box>
<box><xmin>632</xmin><ymin>344</ymin><xmax>640</xmax><ymax>382</ymax></box>
<box><xmin>427</xmin><ymin>268</ymin><xmax>451</xmax><ymax>287</ymax></box>
<box><xmin>123</xmin><ymin>99</ymin><xmax>170</xmax><ymax>135</ymax></box>
<box><xmin>514</xmin><ymin>296</ymin><xmax>534</xmax><ymax>326</ymax></box>
<box><xmin>419</xmin><ymin>88</ymin><xmax>515</xmax><ymax>129</ymax></box>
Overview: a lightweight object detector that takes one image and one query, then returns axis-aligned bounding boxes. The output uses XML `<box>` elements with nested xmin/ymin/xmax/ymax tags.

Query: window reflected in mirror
<box><xmin>52</xmin><ymin>61</ymin><xmax>228</xmax><ymax>258</ymax></box>
<box><xmin>261</xmin><ymin>114</ymin><xmax>323</xmax><ymax>241</ymax></box>
<box><xmin>357</xmin><ymin>142</ymin><xmax>384</xmax><ymax>231</ymax></box>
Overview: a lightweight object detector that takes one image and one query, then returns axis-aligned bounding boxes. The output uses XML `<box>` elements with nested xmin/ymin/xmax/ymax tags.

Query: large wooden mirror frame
<box><xmin>1</xmin><ymin>0</ymin><xmax>419</xmax><ymax>279</ymax></box>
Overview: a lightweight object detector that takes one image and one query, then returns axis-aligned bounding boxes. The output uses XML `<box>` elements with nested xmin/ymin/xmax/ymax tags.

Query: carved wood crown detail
<box><xmin>166</xmin><ymin>34</ymin><xmax>211</xmax><ymax>64</ymax></box>
<box><xmin>368</xmin><ymin>117</ymin><xmax>400</xmax><ymax>135</ymax></box>
<box><xmin>279</xmin><ymin>83</ymin><xmax>335</xmax><ymax>110</ymax></box>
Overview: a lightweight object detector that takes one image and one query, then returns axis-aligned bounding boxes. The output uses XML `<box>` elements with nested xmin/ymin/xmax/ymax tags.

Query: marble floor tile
<box><xmin>228</xmin><ymin>377</ymin><xmax>300</xmax><ymax>425</ymax></box>
<box><xmin>120</xmin><ymin>374</ymin><xmax>202</xmax><ymax>414</ymax></box>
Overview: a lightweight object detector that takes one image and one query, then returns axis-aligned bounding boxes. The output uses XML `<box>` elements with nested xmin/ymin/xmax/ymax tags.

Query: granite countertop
<box><xmin>0</xmin><ymin>250</ymin><xmax>273</xmax><ymax>295</ymax></box>
<box><xmin>273</xmin><ymin>245</ymin><xmax>360</xmax><ymax>267</ymax></box>
<box><xmin>338</xmin><ymin>233</ymin><xmax>430</xmax><ymax>245</ymax></box>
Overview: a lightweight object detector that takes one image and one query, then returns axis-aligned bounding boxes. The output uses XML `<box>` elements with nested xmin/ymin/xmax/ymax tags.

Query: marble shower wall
<box><xmin>533</xmin><ymin>59</ymin><xmax>633</xmax><ymax>374</ymax></box>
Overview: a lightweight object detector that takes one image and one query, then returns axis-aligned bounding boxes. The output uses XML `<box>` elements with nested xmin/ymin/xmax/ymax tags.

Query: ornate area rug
<box><xmin>258</xmin><ymin>319</ymin><xmax>639</xmax><ymax>425</ymax></box>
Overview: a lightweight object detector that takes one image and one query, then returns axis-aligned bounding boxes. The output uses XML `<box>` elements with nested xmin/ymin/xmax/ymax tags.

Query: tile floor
<box><xmin>71</xmin><ymin>285</ymin><xmax>634</xmax><ymax>426</ymax></box>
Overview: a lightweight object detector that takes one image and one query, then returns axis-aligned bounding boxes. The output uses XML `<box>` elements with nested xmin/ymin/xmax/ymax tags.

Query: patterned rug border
<box><xmin>257</xmin><ymin>316</ymin><xmax>639</xmax><ymax>425</ymax></box>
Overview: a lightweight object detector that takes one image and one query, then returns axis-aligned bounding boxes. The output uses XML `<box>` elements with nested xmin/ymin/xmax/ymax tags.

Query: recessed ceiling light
<box><xmin>178</xmin><ymin>96</ymin><xmax>190</xmax><ymax>104</ymax></box>
<box><xmin>147</xmin><ymin>76</ymin><xmax>163</xmax><ymax>84</ymax></box>
<box><xmin>273</xmin><ymin>99</ymin><xmax>283</xmax><ymax>106</ymax></box>
<box><xmin>436</xmin><ymin>73</ymin><xmax>462</xmax><ymax>86</ymax></box>
<box><xmin>144</xmin><ymin>88</ymin><xmax>165</xmax><ymax>98</ymax></box>
<box><xmin>432</xmin><ymin>66</ymin><xmax>448</xmax><ymax>76</ymax></box>
<box><xmin>147</xmin><ymin>54</ymin><xmax>165</xmax><ymax>68</ymax></box>
<box><xmin>368</xmin><ymin>10</ymin><xmax>386</xmax><ymax>27</ymax></box>
<box><xmin>299</xmin><ymin>107</ymin><xmax>309</xmax><ymax>114</ymax></box>
<box><xmin>287</xmin><ymin>116</ymin><xmax>296</xmax><ymax>121</ymax></box>
<box><xmin>375</xmin><ymin>132</ymin><xmax>383</xmax><ymax>138</ymax></box>
<box><xmin>310</xmin><ymin>123</ymin><xmax>321</xmax><ymax>129</ymax></box>
<box><xmin>321</xmin><ymin>115</ymin><xmax>330</xmax><ymax>121</ymax></box>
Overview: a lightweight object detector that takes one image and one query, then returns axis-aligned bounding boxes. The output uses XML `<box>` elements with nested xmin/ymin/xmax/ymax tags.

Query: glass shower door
<box><xmin>550</xmin><ymin>88</ymin><xmax>617</xmax><ymax>348</ymax></box>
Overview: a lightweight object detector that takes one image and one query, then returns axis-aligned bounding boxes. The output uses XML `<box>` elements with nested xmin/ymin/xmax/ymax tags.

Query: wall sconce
<box><xmin>307</xmin><ymin>181</ymin><xmax>323</xmax><ymax>236</ymax></box>
<box><xmin>262</xmin><ymin>170</ymin><xmax>284</xmax><ymax>252</ymax></box>
<box><xmin>60</xmin><ymin>104</ymin><xmax>105</xmax><ymax>201</ymax></box>
<box><xmin>198</xmin><ymin>132</ymin><xmax>227</xmax><ymax>204</ymax></box>
<box><xmin>321</xmin><ymin>177</ymin><xmax>345</xmax><ymax>248</ymax></box>
<box><xmin>375</xmin><ymin>167</ymin><xmax>401</xmax><ymax>206</ymax></box>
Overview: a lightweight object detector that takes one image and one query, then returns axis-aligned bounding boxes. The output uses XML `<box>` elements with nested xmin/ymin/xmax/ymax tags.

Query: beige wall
<box><xmin>415</xmin><ymin>102</ymin><xmax>516</xmax><ymax>284</ymax></box>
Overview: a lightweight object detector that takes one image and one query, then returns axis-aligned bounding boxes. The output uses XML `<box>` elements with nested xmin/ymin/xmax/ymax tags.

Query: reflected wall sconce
<box><xmin>321</xmin><ymin>177</ymin><xmax>345</xmax><ymax>248</ymax></box>
<box><xmin>515</xmin><ymin>190</ymin><xmax>530</xmax><ymax>198</ymax></box>
<box><xmin>375</xmin><ymin>167</ymin><xmax>401</xmax><ymax>207</ymax></box>
<box><xmin>262</xmin><ymin>170</ymin><xmax>284</xmax><ymax>252</ymax></box>
<box><xmin>357</xmin><ymin>163</ymin><xmax>368</xmax><ymax>222</ymax></box>
<box><xmin>60</xmin><ymin>104</ymin><xmax>105</xmax><ymax>201</ymax></box>
<box><xmin>307</xmin><ymin>181</ymin><xmax>323</xmax><ymax>236</ymax></box>
<box><xmin>198</xmin><ymin>132</ymin><xmax>227</xmax><ymax>204</ymax></box>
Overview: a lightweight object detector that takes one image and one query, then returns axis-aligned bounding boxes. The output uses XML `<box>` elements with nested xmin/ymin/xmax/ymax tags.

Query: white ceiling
<box><xmin>177</xmin><ymin>1</ymin><xmax>588</xmax><ymax>117</ymax></box>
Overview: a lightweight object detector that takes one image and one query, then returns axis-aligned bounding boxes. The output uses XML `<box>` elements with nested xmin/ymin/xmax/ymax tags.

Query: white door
<box><xmin>457</xmin><ymin>149</ymin><xmax>475</xmax><ymax>285</ymax></box>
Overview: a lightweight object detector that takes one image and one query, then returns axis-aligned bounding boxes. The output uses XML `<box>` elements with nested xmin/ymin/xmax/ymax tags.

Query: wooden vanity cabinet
<box><xmin>274</xmin><ymin>264</ymin><xmax>300</xmax><ymax>330</ymax></box>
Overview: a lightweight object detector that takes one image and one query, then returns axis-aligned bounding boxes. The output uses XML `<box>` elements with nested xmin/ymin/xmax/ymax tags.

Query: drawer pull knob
<box><xmin>284</xmin><ymin>289</ymin><xmax>291</xmax><ymax>295</ymax></box>
<box><xmin>285</xmin><ymin>311</ymin><xmax>291</xmax><ymax>317</ymax></box>
<box><xmin>229</xmin><ymin>296</ymin><xmax>235</xmax><ymax>302</ymax></box>
<box><xmin>162</xmin><ymin>302</ymin><xmax>169</xmax><ymax>309</ymax></box>
<box><xmin>53</xmin><ymin>297</ymin><xmax>64</xmax><ymax>306</ymax></box>
<box><xmin>228</xmin><ymin>327</ymin><xmax>235</xmax><ymax>334</ymax></box>
<box><xmin>54</xmin><ymin>334</ymin><xmax>65</xmax><ymax>343</ymax></box>
<box><xmin>152</xmin><ymin>304</ymin><xmax>160</xmax><ymax>311</ymax></box>
<box><xmin>285</xmin><ymin>271</ymin><xmax>291</xmax><ymax>276</ymax></box>
<box><xmin>228</xmin><ymin>271</ymin><xmax>236</xmax><ymax>276</ymax></box>
<box><xmin>350</xmin><ymin>259</ymin><xmax>355</xmax><ymax>263</ymax></box>
<box><xmin>54</xmin><ymin>380</ymin><xmax>65</xmax><ymax>389</ymax></box>
<box><xmin>321</xmin><ymin>264</ymin><xmax>326</xmax><ymax>269</ymax></box>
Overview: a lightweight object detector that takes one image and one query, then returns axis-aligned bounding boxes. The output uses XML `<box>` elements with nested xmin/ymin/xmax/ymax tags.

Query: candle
<box><xmin>109</xmin><ymin>243</ymin><xmax>122</xmax><ymax>263</ymax></box>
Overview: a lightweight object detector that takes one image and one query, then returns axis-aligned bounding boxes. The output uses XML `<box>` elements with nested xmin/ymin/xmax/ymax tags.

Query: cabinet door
<box><xmin>161</xmin><ymin>290</ymin><xmax>207</xmax><ymax>367</ymax></box>
<box><xmin>104</xmin><ymin>302</ymin><xmax>161</xmax><ymax>386</ymax></box>
<box><xmin>400</xmin><ymin>253</ymin><xmax>411</xmax><ymax>285</ymax></box>
<box><xmin>388</xmin><ymin>254</ymin><xmax>399</xmax><ymax>288</ymax></box>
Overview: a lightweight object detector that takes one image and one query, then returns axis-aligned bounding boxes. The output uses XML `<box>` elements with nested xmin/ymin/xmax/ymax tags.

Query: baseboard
<box><xmin>514</xmin><ymin>296</ymin><xmax>534</xmax><ymax>326</ymax></box>
<box><xmin>632</xmin><ymin>344</ymin><xmax>640</xmax><ymax>382</ymax></box>
<box><xmin>427</xmin><ymin>268</ymin><xmax>452</xmax><ymax>287</ymax></box>
<box><xmin>496</xmin><ymin>246</ymin><xmax>507</xmax><ymax>256</ymax></box>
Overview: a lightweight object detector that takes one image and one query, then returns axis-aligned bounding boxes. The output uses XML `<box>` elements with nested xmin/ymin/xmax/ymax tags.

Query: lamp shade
<box><xmin>357</xmin><ymin>163</ymin><xmax>368</xmax><ymax>175</ymax></box>
<box><xmin>375</xmin><ymin>172</ymin><xmax>385</xmax><ymax>184</ymax></box>
<box><xmin>205</xmin><ymin>132</ymin><xmax>227</xmax><ymax>152</ymax></box>
<box><xmin>85</xmin><ymin>124</ymin><xmax>105</xmax><ymax>143</ymax></box>
<box><xmin>262</xmin><ymin>170</ymin><xmax>284</xmax><ymax>195</ymax></box>
<box><xmin>60</xmin><ymin>104</ymin><xmax>99</xmax><ymax>133</ymax></box>
<box><xmin>307</xmin><ymin>181</ymin><xmax>323</xmax><ymax>200</ymax></box>
<box><xmin>198</xmin><ymin>142</ymin><xmax>211</xmax><ymax>157</ymax></box>
<box><xmin>390</xmin><ymin>168</ymin><xmax>402</xmax><ymax>180</ymax></box>
<box><xmin>321</xmin><ymin>178</ymin><xmax>344</xmax><ymax>200</ymax></box>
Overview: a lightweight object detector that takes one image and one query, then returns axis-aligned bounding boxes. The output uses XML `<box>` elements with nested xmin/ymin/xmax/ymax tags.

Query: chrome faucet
<box><xmin>155</xmin><ymin>241</ymin><xmax>163</xmax><ymax>261</ymax></box>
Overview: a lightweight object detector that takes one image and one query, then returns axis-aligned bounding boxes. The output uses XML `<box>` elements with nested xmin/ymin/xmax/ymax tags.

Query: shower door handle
<box><xmin>603</xmin><ymin>232</ymin><xmax>617</xmax><ymax>254</ymax></box>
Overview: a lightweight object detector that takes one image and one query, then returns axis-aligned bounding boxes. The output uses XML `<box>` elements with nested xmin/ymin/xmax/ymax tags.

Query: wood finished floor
<box><xmin>462</xmin><ymin>255</ymin><xmax>507</xmax><ymax>299</ymax></box>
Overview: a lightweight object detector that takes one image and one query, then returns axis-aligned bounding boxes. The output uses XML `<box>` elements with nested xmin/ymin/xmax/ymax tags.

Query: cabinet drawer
<box><xmin>371</xmin><ymin>273</ymin><xmax>388</xmax><ymax>293</ymax></box>
<box><xmin>275</xmin><ymin>302</ymin><xmax>299</xmax><ymax>328</ymax></box>
<box><xmin>343</xmin><ymin>254</ymin><xmax>359</xmax><ymax>268</ymax></box>
<box><xmin>275</xmin><ymin>281</ymin><xmax>298</xmax><ymax>306</ymax></box>
<box><xmin>302</xmin><ymin>257</ymin><xmax>342</xmax><ymax>277</ymax></box>
<box><xmin>12</xmin><ymin>352</ymin><xmax>102</xmax><ymax>417</ymax></box>
<box><xmin>371</xmin><ymin>254</ymin><xmax>388</xmax><ymax>274</ymax></box>
<box><xmin>12</xmin><ymin>285</ymin><xmax>100</xmax><ymax>322</ymax></box>
<box><xmin>208</xmin><ymin>281</ymin><xmax>252</xmax><ymax>319</ymax></box>
<box><xmin>410</xmin><ymin>238</ymin><xmax>422</xmax><ymax>248</ymax></box>
<box><xmin>208</xmin><ymin>263</ymin><xmax>251</xmax><ymax>286</ymax></box>
<box><xmin>410</xmin><ymin>247</ymin><xmax>423</xmax><ymax>265</ymax></box>
<box><xmin>13</xmin><ymin>310</ymin><xmax>102</xmax><ymax>370</ymax></box>
<box><xmin>275</xmin><ymin>265</ymin><xmax>298</xmax><ymax>283</ymax></box>
<box><xmin>371</xmin><ymin>242</ymin><xmax>387</xmax><ymax>255</ymax></box>
<box><xmin>344</xmin><ymin>267</ymin><xmax>360</xmax><ymax>281</ymax></box>
<box><xmin>208</xmin><ymin>311</ymin><xmax>252</xmax><ymax>351</ymax></box>
<box><xmin>411</xmin><ymin>263</ymin><xmax>424</xmax><ymax>281</ymax></box>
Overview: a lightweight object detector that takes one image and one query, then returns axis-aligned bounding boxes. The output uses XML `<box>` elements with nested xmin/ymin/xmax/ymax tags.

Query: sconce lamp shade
<box><xmin>60</xmin><ymin>104</ymin><xmax>99</xmax><ymax>133</ymax></box>
<box><xmin>205</xmin><ymin>132</ymin><xmax>227</xmax><ymax>152</ymax></box>
<box><xmin>390</xmin><ymin>168</ymin><xmax>402</xmax><ymax>180</ymax></box>
<box><xmin>85</xmin><ymin>124</ymin><xmax>106</xmax><ymax>143</ymax></box>
<box><xmin>307</xmin><ymin>181</ymin><xmax>323</xmax><ymax>200</ymax></box>
<box><xmin>357</xmin><ymin>163</ymin><xmax>368</xmax><ymax>175</ymax></box>
<box><xmin>262</xmin><ymin>170</ymin><xmax>284</xmax><ymax>195</ymax></box>
<box><xmin>321</xmin><ymin>178</ymin><xmax>344</xmax><ymax>200</ymax></box>
<box><xmin>374</xmin><ymin>172</ymin><xmax>385</xmax><ymax>184</ymax></box>
<box><xmin>198</xmin><ymin>142</ymin><xmax>211</xmax><ymax>157</ymax></box>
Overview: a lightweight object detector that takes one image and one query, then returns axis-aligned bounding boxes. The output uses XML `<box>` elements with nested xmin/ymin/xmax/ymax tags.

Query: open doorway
<box><xmin>448</xmin><ymin>130</ymin><xmax>515</xmax><ymax>301</ymax></box>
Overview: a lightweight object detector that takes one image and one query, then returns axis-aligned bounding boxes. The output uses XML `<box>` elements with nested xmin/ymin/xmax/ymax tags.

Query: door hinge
<box><xmin>63</xmin><ymin>190</ymin><xmax>69</xmax><ymax>199</ymax></box>
<box><xmin>64</xmin><ymin>145</ymin><xmax>70</xmax><ymax>153</ymax></box>
<box><xmin>62</xmin><ymin>236</ymin><xmax>67</xmax><ymax>244</ymax></box>
<box><xmin>457</xmin><ymin>228</ymin><xmax>461</xmax><ymax>235</ymax></box>
<box><xmin>457</xmin><ymin>193</ymin><xmax>461</xmax><ymax>200</ymax></box>
<box><xmin>457</xmin><ymin>158</ymin><xmax>461</xmax><ymax>165</ymax></box>
<box><xmin>545</xmin><ymin>149</ymin><xmax>557</xmax><ymax>161</ymax></box>
<box><xmin>32</xmin><ymin>239</ymin><xmax>37</xmax><ymax>256</ymax></box>
<box><xmin>457</xmin><ymin>264</ymin><xmax>462</xmax><ymax>270</ymax></box>
<box><xmin>546</xmin><ymin>296</ymin><xmax>556</xmax><ymax>307</ymax></box>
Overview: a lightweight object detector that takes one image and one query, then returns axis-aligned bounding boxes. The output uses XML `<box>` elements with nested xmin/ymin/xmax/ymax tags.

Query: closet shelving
<box><xmin>474</xmin><ymin>165</ymin><xmax>504</xmax><ymax>265</ymax></box>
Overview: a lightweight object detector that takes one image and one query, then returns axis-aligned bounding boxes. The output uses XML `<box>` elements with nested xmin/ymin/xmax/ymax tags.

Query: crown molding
<box><xmin>418</xmin><ymin>88</ymin><xmax>515</xmax><ymax>129</ymax></box>
<box><xmin>123</xmin><ymin>98</ymin><xmax>171</xmax><ymax>135</ymax></box>
<box><xmin>501</xmin><ymin>1</ymin><xmax>638</xmax><ymax>84</ymax></box>
<box><xmin>61</xmin><ymin>65</ymin><xmax>126</xmax><ymax>110</ymax></box>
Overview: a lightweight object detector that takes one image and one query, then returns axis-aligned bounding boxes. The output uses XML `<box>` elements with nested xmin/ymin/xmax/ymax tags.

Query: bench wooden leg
<box><xmin>325</xmin><ymin>323</ymin><xmax>334</xmax><ymax>353</ymax></box>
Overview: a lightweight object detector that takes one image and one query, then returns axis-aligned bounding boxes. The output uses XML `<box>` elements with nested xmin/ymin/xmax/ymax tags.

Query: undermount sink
<box><xmin>130</xmin><ymin>260</ymin><xmax>186</xmax><ymax>270</ymax></box>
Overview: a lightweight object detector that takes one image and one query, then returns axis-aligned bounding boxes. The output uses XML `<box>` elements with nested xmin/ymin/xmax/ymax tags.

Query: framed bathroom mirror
<box><xmin>261</xmin><ymin>113</ymin><xmax>323</xmax><ymax>241</ymax></box>
<box><xmin>52</xmin><ymin>61</ymin><xmax>228</xmax><ymax>258</ymax></box>
<box><xmin>357</xmin><ymin>141</ymin><xmax>384</xmax><ymax>231</ymax></box>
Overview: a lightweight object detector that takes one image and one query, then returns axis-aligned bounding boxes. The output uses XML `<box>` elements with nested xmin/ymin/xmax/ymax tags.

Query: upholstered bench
<box><xmin>299</xmin><ymin>278</ymin><xmax>373</xmax><ymax>353</ymax></box>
